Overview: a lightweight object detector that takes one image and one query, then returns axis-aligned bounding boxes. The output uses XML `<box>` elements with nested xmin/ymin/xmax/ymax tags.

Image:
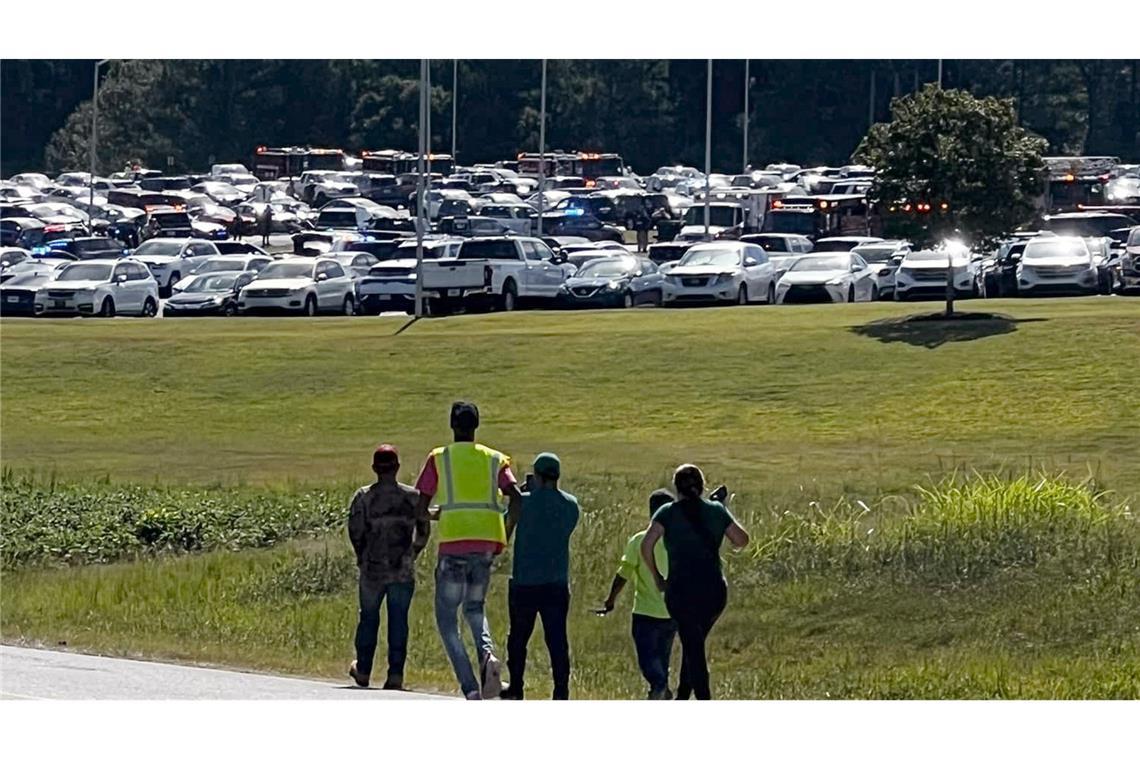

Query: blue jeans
<box><xmin>354</xmin><ymin>577</ymin><xmax>414</xmax><ymax>681</ymax></box>
<box><xmin>631</xmin><ymin>613</ymin><xmax>677</xmax><ymax>695</ymax></box>
<box><xmin>434</xmin><ymin>552</ymin><xmax>495</xmax><ymax>695</ymax></box>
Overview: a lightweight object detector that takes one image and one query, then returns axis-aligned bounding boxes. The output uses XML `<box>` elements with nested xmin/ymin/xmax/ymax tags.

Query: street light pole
<box><xmin>414</xmin><ymin>59</ymin><xmax>427</xmax><ymax>318</ymax></box>
<box><xmin>451</xmin><ymin>60</ymin><xmax>458</xmax><ymax>162</ymax></box>
<box><xmin>538</xmin><ymin>59</ymin><xmax>547</xmax><ymax>237</ymax></box>
<box><xmin>425</xmin><ymin>60</ymin><xmax>432</xmax><ymax>178</ymax></box>
<box><xmin>742</xmin><ymin>59</ymin><xmax>749</xmax><ymax>173</ymax></box>
<box><xmin>88</xmin><ymin>59</ymin><xmax>110</xmax><ymax>233</ymax></box>
<box><xmin>938</xmin><ymin>59</ymin><xmax>944</xmax><ymax>89</ymax></box>
<box><xmin>704</xmin><ymin>59</ymin><xmax>712</xmax><ymax>237</ymax></box>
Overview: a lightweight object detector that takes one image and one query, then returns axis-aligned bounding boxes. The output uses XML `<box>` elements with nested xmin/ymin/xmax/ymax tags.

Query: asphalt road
<box><xmin>0</xmin><ymin>646</ymin><xmax>446</xmax><ymax>700</ymax></box>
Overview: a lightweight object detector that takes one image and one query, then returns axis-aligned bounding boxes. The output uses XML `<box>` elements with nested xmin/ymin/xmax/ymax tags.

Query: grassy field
<box><xmin>2</xmin><ymin>298</ymin><xmax>1139</xmax><ymax>698</ymax></box>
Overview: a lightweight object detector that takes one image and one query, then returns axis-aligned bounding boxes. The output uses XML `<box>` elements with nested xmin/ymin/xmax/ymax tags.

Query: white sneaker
<box><xmin>480</xmin><ymin>653</ymin><xmax>503</xmax><ymax>700</ymax></box>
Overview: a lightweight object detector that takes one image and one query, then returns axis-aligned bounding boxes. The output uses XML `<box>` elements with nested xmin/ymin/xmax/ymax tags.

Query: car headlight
<box><xmin>212</xmin><ymin>295</ymin><xmax>227</xmax><ymax>305</ymax></box>
<box><xmin>606</xmin><ymin>280</ymin><xmax>622</xmax><ymax>290</ymax></box>
<box><xmin>713</xmin><ymin>273</ymin><xmax>734</xmax><ymax>285</ymax></box>
<box><xmin>826</xmin><ymin>277</ymin><xmax>846</xmax><ymax>287</ymax></box>
<box><xmin>150</xmin><ymin>262</ymin><xmax>167</xmax><ymax>270</ymax></box>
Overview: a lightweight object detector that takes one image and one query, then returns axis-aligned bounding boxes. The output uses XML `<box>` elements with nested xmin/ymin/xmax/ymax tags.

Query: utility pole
<box><xmin>742</xmin><ymin>59</ymin><xmax>749</xmax><ymax>173</ymax></box>
<box><xmin>704</xmin><ymin>59</ymin><xmax>712</xmax><ymax>237</ymax></box>
<box><xmin>425</xmin><ymin>61</ymin><xmax>432</xmax><ymax>178</ymax></box>
<box><xmin>869</xmin><ymin>67</ymin><xmax>876</xmax><ymax>128</ymax></box>
<box><xmin>451</xmin><ymin>60</ymin><xmax>458</xmax><ymax>162</ymax></box>
<box><xmin>414</xmin><ymin>59</ymin><xmax>427</xmax><ymax>318</ymax></box>
<box><xmin>938</xmin><ymin>59</ymin><xmax>944</xmax><ymax>89</ymax></box>
<box><xmin>538</xmin><ymin>59</ymin><xmax>547</xmax><ymax>237</ymax></box>
<box><xmin>88</xmin><ymin>59</ymin><xmax>110</xmax><ymax>234</ymax></box>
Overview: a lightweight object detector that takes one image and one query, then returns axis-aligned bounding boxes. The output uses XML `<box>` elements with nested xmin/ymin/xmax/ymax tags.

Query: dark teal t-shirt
<box><xmin>511</xmin><ymin>488</ymin><xmax>580</xmax><ymax>586</ymax></box>
<box><xmin>651</xmin><ymin>497</ymin><xmax>733</xmax><ymax>584</ymax></box>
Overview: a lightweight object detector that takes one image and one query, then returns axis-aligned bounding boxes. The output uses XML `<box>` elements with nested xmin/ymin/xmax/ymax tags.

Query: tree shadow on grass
<box><xmin>850</xmin><ymin>312</ymin><xmax>1048</xmax><ymax>349</ymax></box>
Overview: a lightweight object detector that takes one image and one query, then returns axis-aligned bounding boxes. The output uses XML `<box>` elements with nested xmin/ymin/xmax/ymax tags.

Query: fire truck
<box><xmin>252</xmin><ymin>147</ymin><xmax>347</xmax><ymax>180</ymax></box>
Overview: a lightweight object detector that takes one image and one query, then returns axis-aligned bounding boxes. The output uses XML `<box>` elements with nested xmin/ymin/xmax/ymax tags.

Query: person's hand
<box><xmin>593</xmin><ymin>598</ymin><xmax>615</xmax><ymax>617</ymax></box>
<box><xmin>711</xmin><ymin>484</ymin><xmax>729</xmax><ymax>503</ymax></box>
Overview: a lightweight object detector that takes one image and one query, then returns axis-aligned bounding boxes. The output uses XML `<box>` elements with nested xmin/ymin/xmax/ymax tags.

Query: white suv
<box><xmin>35</xmin><ymin>260</ymin><xmax>159</xmax><ymax>317</ymax></box>
<box><xmin>130</xmin><ymin>238</ymin><xmax>221</xmax><ymax>296</ymax></box>
<box><xmin>237</xmin><ymin>257</ymin><xmax>357</xmax><ymax>316</ymax></box>
<box><xmin>1016</xmin><ymin>236</ymin><xmax>1099</xmax><ymax>296</ymax></box>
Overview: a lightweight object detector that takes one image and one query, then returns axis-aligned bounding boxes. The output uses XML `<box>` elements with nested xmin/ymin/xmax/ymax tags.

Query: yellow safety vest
<box><xmin>432</xmin><ymin>442</ymin><xmax>509</xmax><ymax>546</ymax></box>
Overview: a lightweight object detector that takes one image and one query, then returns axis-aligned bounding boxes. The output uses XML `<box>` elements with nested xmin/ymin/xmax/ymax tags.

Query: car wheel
<box><xmin>99</xmin><ymin>297</ymin><xmax>115</xmax><ymax>318</ymax></box>
<box><xmin>652</xmin><ymin>289</ymin><xmax>663</xmax><ymax>307</ymax></box>
<box><xmin>847</xmin><ymin>285</ymin><xmax>856</xmax><ymax>303</ymax></box>
<box><xmin>767</xmin><ymin>282</ymin><xmax>776</xmax><ymax>304</ymax></box>
<box><xmin>342</xmin><ymin>294</ymin><xmax>355</xmax><ymax>316</ymax></box>
<box><xmin>737</xmin><ymin>285</ymin><xmax>748</xmax><ymax>305</ymax></box>
<box><xmin>500</xmin><ymin>280</ymin><xmax>518</xmax><ymax>312</ymax></box>
<box><xmin>871</xmin><ymin>284</ymin><xmax>879</xmax><ymax>302</ymax></box>
<box><xmin>303</xmin><ymin>295</ymin><xmax>318</xmax><ymax>317</ymax></box>
<box><xmin>223</xmin><ymin>302</ymin><xmax>238</xmax><ymax>317</ymax></box>
<box><xmin>970</xmin><ymin>280</ymin><xmax>980</xmax><ymax>298</ymax></box>
<box><xmin>621</xmin><ymin>291</ymin><xmax>634</xmax><ymax>309</ymax></box>
<box><xmin>140</xmin><ymin>297</ymin><xmax>158</xmax><ymax>318</ymax></box>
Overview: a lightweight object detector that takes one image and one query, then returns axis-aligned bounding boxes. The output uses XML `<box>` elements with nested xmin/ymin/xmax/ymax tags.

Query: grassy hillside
<box><xmin>2</xmin><ymin>298</ymin><xmax>1139</xmax><ymax>698</ymax></box>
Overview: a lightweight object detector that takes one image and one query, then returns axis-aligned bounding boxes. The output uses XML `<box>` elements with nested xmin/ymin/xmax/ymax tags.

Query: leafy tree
<box><xmin>853</xmin><ymin>85</ymin><xmax>1046</xmax><ymax>248</ymax></box>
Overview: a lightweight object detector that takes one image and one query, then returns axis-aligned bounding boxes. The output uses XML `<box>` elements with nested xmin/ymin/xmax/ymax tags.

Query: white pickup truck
<box><xmin>420</xmin><ymin>236</ymin><xmax>568</xmax><ymax>313</ymax></box>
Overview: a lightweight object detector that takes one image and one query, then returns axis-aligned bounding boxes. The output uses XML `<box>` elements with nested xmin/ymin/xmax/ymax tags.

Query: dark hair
<box><xmin>673</xmin><ymin>464</ymin><xmax>704</xmax><ymax>500</ymax></box>
<box><xmin>648</xmin><ymin>488</ymin><xmax>674</xmax><ymax>517</ymax></box>
<box><xmin>450</xmin><ymin>400</ymin><xmax>480</xmax><ymax>430</ymax></box>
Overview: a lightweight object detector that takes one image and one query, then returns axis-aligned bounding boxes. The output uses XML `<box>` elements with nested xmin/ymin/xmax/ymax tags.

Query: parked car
<box><xmin>420</xmin><ymin>236</ymin><xmax>567</xmax><ymax>313</ymax></box>
<box><xmin>1015</xmin><ymin>236</ymin><xmax>1099</xmax><ymax>296</ymax></box>
<box><xmin>662</xmin><ymin>241</ymin><xmax>777</xmax><ymax>305</ymax></box>
<box><xmin>557</xmin><ymin>254</ymin><xmax>665</xmax><ymax>309</ymax></box>
<box><xmin>1115</xmin><ymin>227</ymin><xmax>1140</xmax><ymax>293</ymax></box>
<box><xmin>1</xmin><ymin>271</ymin><xmax>54</xmax><ymax>316</ymax></box>
<box><xmin>174</xmin><ymin>253</ymin><xmax>273</xmax><ymax>292</ymax></box>
<box><xmin>477</xmin><ymin>203</ymin><xmax>538</xmax><ymax>235</ymax></box>
<box><xmin>130</xmin><ymin>238</ymin><xmax>222</xmax><ymax>296</ymax></box>
<box><xmin>164</xmin><ymin>271</ymin><xmax>255</xmax><ymax>317</ymax></box>
<box><xmin>894</xmin><ymin>244</ymin><xmax>983</xmax><ymax>301</ymax></box>
<box><xmin>34</xmin><ymin>259</ymin><xmax>159</xmax><ymax>317</ymax></box>
<box><xmin>237</xmin><ymin>257</ymin><xmax>357</xmax><ymax>316</ymax></box>
<box><xmin>45</xmin><ymin>236</ymin><xmax>128</xmax><ymax>261</ymax></box>
<box><xmin>358</xmin><ymin>237</ymin><xmax>463</xmax><ymax>315</ymax></box>
<box><xmin>850</xmin><ymin>240</ymin><xmax>912</xmax><ymax>300</ymax></box>
<box><xmin>775</xmin><ymin>252</ymin><xmax>878</xmax><ymax>304</ymax></box>
<box><xmin>1043</xmin><ymin>212</ymin><xmax>1138</xmax><ymax>238</ymax></box>
<box><xmin>541</xmin><ymin>211</ymin><xmax>624</xmax><ymax>242</ymax></box>
<box><xmin>812</xmin><ymin>236</ymin><xmax>884</xmax><ymax>252</ymax></box>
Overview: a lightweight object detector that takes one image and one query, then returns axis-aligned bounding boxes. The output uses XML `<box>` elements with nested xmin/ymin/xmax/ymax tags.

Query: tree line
<box><xmin>1</xmin><ymin>59</ymin><xmax>1137</xmax><ymax>177</ymax></box>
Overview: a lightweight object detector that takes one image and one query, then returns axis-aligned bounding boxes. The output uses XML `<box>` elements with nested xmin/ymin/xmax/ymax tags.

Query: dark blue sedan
<box><xmin>557</xmin><ymin>254</ymin><xmax>665</xmax><ymax>309</ymax></box>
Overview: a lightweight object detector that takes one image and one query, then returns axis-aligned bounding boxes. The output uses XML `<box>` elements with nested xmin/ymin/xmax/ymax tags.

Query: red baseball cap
<box><xmin>373</xmin><ymin>444</ymin><xmax>400</xmax><ymax>467</ymax></box>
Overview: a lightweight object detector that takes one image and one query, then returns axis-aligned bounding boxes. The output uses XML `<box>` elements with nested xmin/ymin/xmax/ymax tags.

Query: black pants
<box><xmin>665</xmin><ymin>578</ymin><xmax>727</xmax><ymax>700</ymax></box>
<box><xmin>506</xmin><ymin>582</ymin><xmax>570</xmax><ymax>699</ymax></box>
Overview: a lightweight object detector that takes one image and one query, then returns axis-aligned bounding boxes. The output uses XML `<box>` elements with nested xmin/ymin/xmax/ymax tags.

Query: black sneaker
<box><xmin>499</xmin><ymin>686</ymin><xmax>523</xmax><ymax>700</ymax></box>
<box><xmin>348</xmin><ymin>660</ymin><xmax>369</xmax><ymax>688</ymax></box>
<box><xmin>381</xmin><ymin>676</ymin><xmax>404</xmax><ymax>691</ymax></box>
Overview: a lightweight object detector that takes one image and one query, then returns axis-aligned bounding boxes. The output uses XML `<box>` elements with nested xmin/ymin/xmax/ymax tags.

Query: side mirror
<box><xmin>1009</xmin><ymin>252</ymin><xmax>1023</xmax><ymax>263</ymax></box>
<box><xmin>316</xmin><ymin>272</ymin><xmax>329</xmax><ymax>282</ymax></box>
<box><xmin>744</xmin><ymin>257</ymin><xmax>758</xmax><ymax>267</ymax></box>
<box><xmin>116</xmin><ymin>273</ymin><xmax>128</xmax><ymax>283</ymax></box>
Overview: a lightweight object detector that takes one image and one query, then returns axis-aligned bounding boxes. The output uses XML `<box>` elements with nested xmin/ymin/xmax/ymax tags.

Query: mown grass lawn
<box><xmin>2</xmin><ymin>297</ymin><xmax>1139</xmax><ymax>698</ymax></box>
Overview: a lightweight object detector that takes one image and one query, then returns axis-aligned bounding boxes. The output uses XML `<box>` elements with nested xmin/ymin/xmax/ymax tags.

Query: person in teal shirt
<box><xmin>501</xmin><ymin>452</ymin><xmax>579</xmax><ymax>700</ymax></box>
<box><xmin>642</xmin><ymin>464</ymin><xmax>749</xmax><ymax>701</ymax></box>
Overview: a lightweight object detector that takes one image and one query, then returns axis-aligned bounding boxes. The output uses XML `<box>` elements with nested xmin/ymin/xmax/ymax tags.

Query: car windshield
<box><xmin>154</xmin><ymin>213</ymin><xmax>191</xmax><ymax>227</ymax></box>
<box><xmin>134</xmin><ymin>241</ymin><xmax>184</xmax><ymax>257</ymax></box>
<box><xmin>195</xmin><ymin>259</ymin><xmax>245</xmax><ymax>274</ymax></box>
<box><xmin>258</xmin><ymin>261</ymin><xmax>313</xmax><ymax>279</ymax></box>
<box><xmin>907</xmin><ymin>249</ymin><xmax>960</xmax><ymax>262</ymax></box>
<box><xmin>679</xmin><ymin>248</ymin><xmax>740</xmax><ymax>268</ymax></box>
<box><xmin>576</xmin><ymin>257</ymin><xmax>637</xmax><ymax>277</ymax></box>
<box><xmin>852</xmin><ymin>245</ymin><xmax>898</xmax><ymax>263</ymax></box>
<box><xmin>1024</xmin><ymin>240</ymin><xmax>1089</xmax><ymax>259</ymax></box>
<box><xmin>185</xmin><ymin>273</ymin><xmax>240</xmax><ymax>292</ymax></box>
<box><xmin>790</xmin><ymin>255</ymin><xmax>849</xmax><ymax>272</ymax></box>
<box><xmin>57</xmin><ymin>263</ymin><xmax>112</xmax><ymax>281</ymax></box>
<box><xmin>683</xmin><ymin>206</ymin><xmax>739</xmax><ymax>227</ymax></box>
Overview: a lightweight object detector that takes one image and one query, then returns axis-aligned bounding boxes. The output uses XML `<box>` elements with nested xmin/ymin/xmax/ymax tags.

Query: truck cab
<box><xmin>419</xmin><ymin>236</ymin><xmax>568</xmax><ymax>314</ymax></box>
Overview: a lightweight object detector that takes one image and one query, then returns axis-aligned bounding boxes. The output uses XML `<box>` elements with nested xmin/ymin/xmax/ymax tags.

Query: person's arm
<box><xmin>595</xmin><ymin>574</ymin><xmax>627</xmax><ymax>616</ymax></box>
<box><xmin>725</xmin><ymin>516</ymin><xmax>750</xmax><ymax>549</ymax></box>
<box><xmin>640</xmin><ymin>522</ymin><xmax>666</xmax><ymax>592</ymax></box>
<box><xmin>347</xmin><ymin>490</ymin><xmax>366</xmax><ymax>565</ymax></box>
<box><xmin>413</xmin><ymin>456</ymin><xmax>440</xmax><ymax>521</ymax></box>
<box><xmin>411</xmin><ymin>491</ymin><xmax>430</xmax><ymax>557</ymax></box>
<box><xmin>503</xmin><ymin>482</ymin><xmax>523</xmax><ymax>541</ymax></box>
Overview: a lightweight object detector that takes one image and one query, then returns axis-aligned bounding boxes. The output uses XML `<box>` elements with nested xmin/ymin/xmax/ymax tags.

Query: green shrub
<box><xmin>750</xmin><ymin>474</ymin><xmax>1137</xmax><ymax>584</ymax></box>
<box><xmin>0</xmin><ymin>471</ymin><xmax>347</xmax><ymax>567</ymax></box>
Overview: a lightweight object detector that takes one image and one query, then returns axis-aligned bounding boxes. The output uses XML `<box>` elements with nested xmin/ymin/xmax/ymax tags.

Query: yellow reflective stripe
<box><xmin>489</xmin><ymin>454</ymin><xmax>501</xmax><ymax>509</ymax></box>
<box><xmin>439</xmin><ymin>501</ymin><xmax>502</xmax><ymax>512</ymax></box>
<box><xmin>439</xmin><ymin>446</ymin><xmax>456</xmax><ymax>507</ymax></box>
